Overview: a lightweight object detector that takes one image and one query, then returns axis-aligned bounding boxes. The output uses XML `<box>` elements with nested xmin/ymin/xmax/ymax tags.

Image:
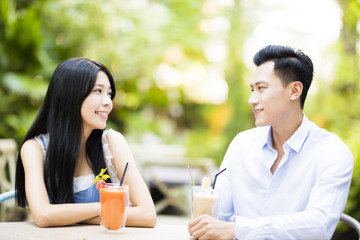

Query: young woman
<box><xmin>15</xmin><ymin>57</ymin><xmax>156</xmax><ymax>228</ymax></box>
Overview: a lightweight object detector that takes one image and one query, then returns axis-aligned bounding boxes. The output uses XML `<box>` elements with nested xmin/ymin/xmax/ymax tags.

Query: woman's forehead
<box><xmin>94</xmin><ymin>71</ymin><xmax>111</xmax><ymax>88</ymax></box>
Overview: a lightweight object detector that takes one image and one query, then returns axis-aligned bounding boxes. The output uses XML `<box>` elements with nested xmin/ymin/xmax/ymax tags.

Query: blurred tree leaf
<box><xmin>3</xmin><ymin>72</ymin><xmax>48</xmax><ymax>99</ymax></box>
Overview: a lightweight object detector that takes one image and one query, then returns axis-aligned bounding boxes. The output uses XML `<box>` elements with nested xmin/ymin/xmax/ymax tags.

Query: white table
<box><xmin>0</xmin><ymin>215</ymin><xmax>192</xmax><ymax>240</ymax></box>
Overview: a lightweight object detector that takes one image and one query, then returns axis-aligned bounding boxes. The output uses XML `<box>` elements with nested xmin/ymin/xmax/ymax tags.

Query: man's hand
<box><xmin>188</xmin><ymin>214</ymin><xmax>235</xmax><ymax>240</ymax></box>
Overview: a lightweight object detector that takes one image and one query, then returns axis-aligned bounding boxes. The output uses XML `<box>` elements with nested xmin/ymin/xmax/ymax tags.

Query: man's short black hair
<box><xmin>253</xmin><ymin>45</ymin><xmax>314</xmax><ymax>109</ymax></box>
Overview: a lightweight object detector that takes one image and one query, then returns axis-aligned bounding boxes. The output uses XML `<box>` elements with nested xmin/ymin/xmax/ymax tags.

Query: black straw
<box><xmin>212</xmin><ymin>168</ymin><xmax>226</xmax><ymax>189</ymax></box>
<box><xmin>120</xmin><ymin>162</ymin><xmax>129</xmax><ymax>186</ymax></box>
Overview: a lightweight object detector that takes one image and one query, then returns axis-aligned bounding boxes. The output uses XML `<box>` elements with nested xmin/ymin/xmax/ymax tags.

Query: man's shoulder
<box><xmin>309</xmin><ymin>121</ymin><xmax>345</xmax><ymax>145</ymax></box>
<box><xmin>307</xmin><ymin>121</ymin><xmax>353</xmax><ymax>158</ymax></box>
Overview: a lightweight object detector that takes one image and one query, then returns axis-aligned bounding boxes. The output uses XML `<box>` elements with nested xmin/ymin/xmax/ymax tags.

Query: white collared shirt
<box><xmin>216</xmin><ymin>114</ymin><xmax>353</xmax><ymax>240</ymax></box>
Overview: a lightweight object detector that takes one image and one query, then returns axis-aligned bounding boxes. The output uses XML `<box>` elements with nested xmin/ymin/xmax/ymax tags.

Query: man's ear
<box><xmin>289</xmin><ymin>81</ymin><xmax>303</xmax><ymax>101</ymax></box>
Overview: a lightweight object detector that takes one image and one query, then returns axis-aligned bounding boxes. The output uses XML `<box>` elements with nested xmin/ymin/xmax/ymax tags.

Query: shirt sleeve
<box><xmin>233</xmin><ymin>145</ymin><xmax>354</xmax><ymax>240</ymax></box>
<box><xmin>216</xmin><ymin>156</ymin><xmax>234</xmax><ymax>222</ymax></box>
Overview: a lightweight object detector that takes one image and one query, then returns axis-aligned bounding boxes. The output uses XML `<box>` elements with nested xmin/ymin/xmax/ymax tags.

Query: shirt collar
<box><xmin>261</xmin><ymin>127</ymin><xmax>272</xmax><ymax>150</ymax></box>
<box><xmin>262</xmin><ymin>113</ymin><xmax>311</xmax><ymax>153</ymax></box>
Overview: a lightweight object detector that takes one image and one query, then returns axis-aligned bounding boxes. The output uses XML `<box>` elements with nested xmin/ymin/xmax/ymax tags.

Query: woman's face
<box><xmin>81</xmin><ymin>71</ymin><xmax>113</xmax><ymax>136</ymax></box>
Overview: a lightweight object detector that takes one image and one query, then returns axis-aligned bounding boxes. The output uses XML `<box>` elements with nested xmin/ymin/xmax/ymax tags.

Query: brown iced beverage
<box><xmin>191</xmin><ymin>186</ymin><xmax>219</xmax><ymax>218</ymax></box>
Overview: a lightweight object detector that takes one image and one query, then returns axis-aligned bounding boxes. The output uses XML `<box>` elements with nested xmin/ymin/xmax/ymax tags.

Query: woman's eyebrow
<box><xmin>94</xmin><ymin>83</ymin><xmax>111</xmax><ymax>90</ymax></box>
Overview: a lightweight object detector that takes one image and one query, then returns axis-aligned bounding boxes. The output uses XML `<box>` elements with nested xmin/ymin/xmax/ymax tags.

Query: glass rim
<box><xmin>192</xmin><ymin>186</ymin><xmax>217</xmax><ymax>189</ymax></box>
<box><xmin>103</xmin><ymin>183</ymin><xmax>128</xmax><ymax>188</ymax></box>
<box><xmin>192</xmin><ymin>186</ymin><xmax>219</xmax><ymax>192</ymax></box>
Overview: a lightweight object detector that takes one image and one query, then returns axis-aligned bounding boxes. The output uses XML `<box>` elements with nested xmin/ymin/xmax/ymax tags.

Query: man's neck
<box><xmin>271</xmin><ymin>111</ymin><xmax>303</xmax><ymax>152</ymax></box>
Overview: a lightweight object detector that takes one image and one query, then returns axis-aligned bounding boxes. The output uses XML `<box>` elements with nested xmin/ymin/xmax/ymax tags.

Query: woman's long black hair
<box><xmin>15</xmin><ymin>57</ymin><xmax>116</xmax><ymax>207</ymax></box>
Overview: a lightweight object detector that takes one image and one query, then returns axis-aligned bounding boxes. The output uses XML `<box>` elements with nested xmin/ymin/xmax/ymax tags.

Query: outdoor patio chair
<box><xmin>140</xmin><ymin>158</ymin><xmax>216</xmax><ymax>214</ymax></box>
<box><xmin>0</xmin><ymin>190</ymin><xmax>30</xmax><ymax>222</ymax></box>
<box><xmin>0</xmin><ymin>139</ymin><xmax>17</xmax><ymax>193</ymax></box>
<box><xmin>340</xmin><ymin>213</ymin><xmax>360</xmax><ymax>240</ymax></box>
<box><xmin>0</xmin><ymin>190</ymin><xmax>16</xmax><ymax>204</ymax></box>
<box><xmin>0</xmin><ymin>139</ymin><xmax>17</xmax><ymax>221</ymax></box>
<box><xmin>131</xmin><ymin>142</ymin><xmax>217</xmax><ymax>214</ymax></box>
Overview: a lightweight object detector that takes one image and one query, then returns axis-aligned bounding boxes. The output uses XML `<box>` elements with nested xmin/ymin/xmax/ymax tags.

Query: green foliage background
<box><xmin>1</xmin><ymin>0</ymin><xmax>359</xmax><ymax>236</ymax></box>
<box><xmin>0</xmin><ymin>0</ymin><xmax>252</xmax><ymax>163</ymax></box>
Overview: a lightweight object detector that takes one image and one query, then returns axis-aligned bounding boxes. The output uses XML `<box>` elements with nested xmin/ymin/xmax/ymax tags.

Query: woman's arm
<box><xmin>80</xmin><ymin>216</ymin><xmax>100</xmax><ymax>225</ymax></box>
<box><xmin>106</xmin><ymin>131</ymin><xmax>157</xmax><ymax>227</ymax></box>
<box><xmin>21</xmin><ymin>139</ymin><xmax>101</xmax><ymax>227</ymax></box>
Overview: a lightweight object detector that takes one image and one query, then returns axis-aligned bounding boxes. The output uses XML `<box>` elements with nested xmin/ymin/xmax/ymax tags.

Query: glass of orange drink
<box><xmin>100</xmin><ymin>183</ymin><xmax>129</xmax><ymax>231</ymax></box>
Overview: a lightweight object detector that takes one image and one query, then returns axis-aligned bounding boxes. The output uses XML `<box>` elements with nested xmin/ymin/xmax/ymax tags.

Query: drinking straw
<box><xmin>212</xmin><ymin>168</ymin><xmax>226</xmax><ymax>189</ymax></box>
<box><xmin>120</xmin><ymin>162</ymin><xmax>129</xmax><ymax>186</ymax></box>
<box><xmin>187</xmin><ymin>165</ymin><xmax>195</xmax><ymax>186</ymax></box>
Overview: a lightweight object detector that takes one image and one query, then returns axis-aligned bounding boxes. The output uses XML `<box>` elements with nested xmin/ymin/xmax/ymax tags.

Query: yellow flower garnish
<box><xmin>93</xmin><ymin>168</ymin><xmax>110</xmax><ymax>184</ymax></box>
<box><xmin>201</xmin><ymin>176</ymin><xmax>211</xmax><ymax>189</ymax></box>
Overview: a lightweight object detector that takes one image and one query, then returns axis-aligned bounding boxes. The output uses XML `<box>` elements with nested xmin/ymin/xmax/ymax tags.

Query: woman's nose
<box><xmin>102</xmin><ymin>94</ymin><xmax>112</xmax><ymax>106</ymax></box>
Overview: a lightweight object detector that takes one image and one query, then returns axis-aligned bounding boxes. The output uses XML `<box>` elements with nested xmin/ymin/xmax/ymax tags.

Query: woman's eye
<box><xmin>93</xmin><ymin>89</ymin><xmax>101</xmax><ymax>93</ymax></box>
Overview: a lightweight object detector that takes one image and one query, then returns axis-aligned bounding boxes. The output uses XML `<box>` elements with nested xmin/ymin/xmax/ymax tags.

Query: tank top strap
<box><xmin>34</xmin><ymin>133</ymin><xmax>49</xmax><ymax>158</ymax></box>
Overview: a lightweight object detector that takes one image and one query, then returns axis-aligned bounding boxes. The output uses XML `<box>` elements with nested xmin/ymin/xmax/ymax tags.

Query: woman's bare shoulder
<box><xmin>105</xmin><ymin>129</ymin><xmax>127</xmax><ymax>144</ymax></box>
<box><xmin>21</xmin><ymin>138</ymin><xmax>44</xmax><ymax>162</ymax></box>
<box><xmin>104</xmin><ymin>130</ymin><xmax>133</xmax><ymax>161</ymax></box>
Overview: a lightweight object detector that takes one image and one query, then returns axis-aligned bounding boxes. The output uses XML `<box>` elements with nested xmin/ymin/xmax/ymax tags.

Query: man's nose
<box><xmin>248</xmin><ymin>92</ymin><xmax>259</xmax><ymax>106</ymax></box>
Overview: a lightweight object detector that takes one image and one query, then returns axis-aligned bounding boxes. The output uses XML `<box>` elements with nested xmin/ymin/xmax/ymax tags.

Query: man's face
<box><xmin>248</xmin><ymin>61</ymin><xmax>293</xmax><ymax>127</ymax></box>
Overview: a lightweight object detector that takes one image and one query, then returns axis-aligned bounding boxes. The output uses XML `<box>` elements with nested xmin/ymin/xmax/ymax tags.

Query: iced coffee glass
<box><xmin>191</xmin><ymin>186</ymin><xmax>219</xmax><ymax>218</ymax></box>
<box><xmin>100</xmin><ymin>183</ymin><xmax>129</xmax><ymax>231</ymax></box>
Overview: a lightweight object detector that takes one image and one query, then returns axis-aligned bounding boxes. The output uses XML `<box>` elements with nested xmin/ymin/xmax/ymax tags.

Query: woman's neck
<box><xmin>74</xmin><ymin>135</ymin><xmax>92</xmax><ymax>177</ymax></box>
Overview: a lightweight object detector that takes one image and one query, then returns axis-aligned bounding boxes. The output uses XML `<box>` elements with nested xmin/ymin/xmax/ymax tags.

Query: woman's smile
<box><xmin>95</xmin><ymin>111</ymin><xmax>109</xmax><ymax>120</ymax></box>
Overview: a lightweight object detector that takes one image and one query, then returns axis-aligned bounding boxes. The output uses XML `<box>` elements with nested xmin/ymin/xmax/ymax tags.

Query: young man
<box><xmin>188</xmin><ymin>45</ymin><xmax>353</xmax><ymax>240</ymax></box>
